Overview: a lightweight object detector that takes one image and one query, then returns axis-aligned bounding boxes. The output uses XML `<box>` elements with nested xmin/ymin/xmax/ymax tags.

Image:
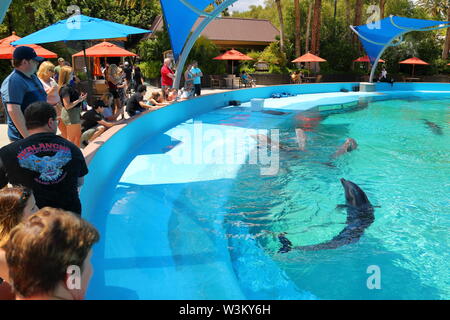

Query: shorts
<box><xmin>61</xmin><ymin>106</ymin><xmax>81</xmax><ymax>125</ymax></box>
<box><xmin>109</xmin><ymin>88</ymin><xmax>120</xmax><ymax>99</ymax></box>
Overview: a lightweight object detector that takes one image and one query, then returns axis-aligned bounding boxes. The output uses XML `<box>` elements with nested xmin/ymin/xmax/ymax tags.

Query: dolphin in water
<box><xmin>421</xmin><ymin>119</ymin><xmax>443</xmax><ymax>135</ymax></box>
<box><xmin>250</xmin><ymin>128</ymin><xmax>307</xmax><ymax>152</ymax></box>
<box><xmin>278</xmin><ymin>178</ymin><xmax>375</xmax><ymax>253</ymax></box>
<box><xmin>332</xmin><ymin>138</ymin><xmax>358</xmax><ymax>158</ymax></box>
<box><xmin>295</xmin><ymin>128</ymin><xmax>307</xmax><ymax>151</ymax></box>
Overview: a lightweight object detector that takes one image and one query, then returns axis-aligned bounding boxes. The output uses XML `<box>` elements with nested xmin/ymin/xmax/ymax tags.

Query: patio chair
<box><xmin>315</xmin><ymin>75</ymin><xmax>323</xmax><ymax>83</ymax></box>
<box><xmin>210</xmin><ymin>75</ymin><xmax>224</xmax><ymax>89</ymax></box>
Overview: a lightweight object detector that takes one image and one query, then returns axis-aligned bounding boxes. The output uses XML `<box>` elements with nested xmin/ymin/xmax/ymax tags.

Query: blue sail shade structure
<box><xmin>11</xmin><ymin>15</ymin><xmax>151</xmax><ymax>45</ymax></box>
<box><xmin>160</xmin><ymin>0</ymin><xmax>213</xmax><ymax>61</ymax></box>
<box><xmin>351</xmin><ymin>15</ymin><xmax>450</xmax><ymax>82</ymax></box>
<box><xmin>160</xmin><ymin>0</ymin><xmax>239</xmax><ymax>89</ymax></box>
<box><xmin>0</xmin><ymin>0</ymin><xmax>12</xmax><ymax>25</ymax></box>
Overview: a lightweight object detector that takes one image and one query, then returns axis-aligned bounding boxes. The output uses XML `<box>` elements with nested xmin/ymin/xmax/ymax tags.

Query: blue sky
<box><xmin>228</xmin><ymin>0</ymin><xmax>267</xmax><ymax>13</ymax></box>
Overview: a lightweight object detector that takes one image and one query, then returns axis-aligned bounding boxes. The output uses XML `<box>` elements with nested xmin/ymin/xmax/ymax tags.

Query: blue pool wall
<box><xmin>81</xmin><ymin>82</ymin><xmax>367</xmax><ymax>219</ymax></box>
<box><xmin>79</xmin><ymin>82</ymin><xmax>450</xmax><ymax>299</ymax></box>
<box><xmin>80</xmin><ymin>82</ymin><xmax>450</xmax><ymax>216</ymax></box>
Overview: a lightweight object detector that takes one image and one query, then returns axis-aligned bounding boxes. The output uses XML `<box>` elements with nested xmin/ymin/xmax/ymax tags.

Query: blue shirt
<box><xmin>190</xmin><ymin>67</ymin><xmax>202</xmax><ymax>85</ymax></box>
<box><xmin>1</xmin><ymin>69</ymin><xmax>47</xmax><ymax>141</ymax></box>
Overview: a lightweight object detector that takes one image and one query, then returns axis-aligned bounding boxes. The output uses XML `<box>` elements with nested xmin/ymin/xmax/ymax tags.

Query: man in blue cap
<box><xmin>1</xmin><ymin>46</ymin><xmax>47</xmax><ymax>142</ymax></box>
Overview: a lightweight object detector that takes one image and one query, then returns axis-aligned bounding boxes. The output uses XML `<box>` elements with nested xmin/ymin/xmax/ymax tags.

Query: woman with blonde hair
<box><xmin>0</xmin><ymin>187</ymin><xmax>38</xmax><ymax>299</ymax></box>
<box><xmin>106</xmin><ymin>64</ymin><xmax>125</xmax><ymax>119</ymax></box>
<box><xmin>58</xmin><ymin>66</ymin><xmax>87</xmax><ymax>147</ymax></box>
<box><xmin>37</xmin><ymin>61</ymin><xmax>67</xmax><ymax>138</ymax></box>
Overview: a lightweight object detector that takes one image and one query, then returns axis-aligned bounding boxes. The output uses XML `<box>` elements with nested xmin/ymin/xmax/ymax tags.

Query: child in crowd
<box><xmin>98</xmin><ymin>92</ymin><xmax>121</xmax><ymax>121</ymax></box>
<box><xmin>166</xmin><ymin>88</ymin><xmax>178</xmax><ymax>102</ymax></box>
<box><xmin>3</xmin><ymin>208</ymin><xmax>99</xmax><ymax>300</ymax></box>
<box><xmin>180</xmin><ymin>81</ymin><xmax>195</xmax><ymax>100</ymax></box>
<box><xmin>0</xmin><ymin>187</ymin><xmax>39</xmax><ymax>300</ymax></box>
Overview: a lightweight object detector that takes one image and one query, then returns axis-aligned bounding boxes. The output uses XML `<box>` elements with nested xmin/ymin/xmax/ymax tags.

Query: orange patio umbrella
<box><xmin>72</xmin><ymin>41</ymin><xmax>138</xmax><ymax>58</ymax></box>
<box><xmin>399</xmin><ymin>57</ymin><xmax>429</xmax><ymax>76</ymax></box>
<box><xmin>292</xmin><ymin>52</ymin><xmax>326</xmax><ymax>63</ymax></box>
<box><xmin>354</xmin><ymin>55</ymin><xmax>385</xmax><ymax>63</ymax></box>
<box><xmin>213</xmin><ymin>49</ymin><xmax>253</xmax><ymax>74</ymax></box>
<box><xmin>0</xmin><ymin>32</ymin><xmax>58</xmax><ymax>59</ymax></box>
<box><xmin>73</xmin><ymin>41</ymin><xmax>137</xmax><ymax>78</ymax></box>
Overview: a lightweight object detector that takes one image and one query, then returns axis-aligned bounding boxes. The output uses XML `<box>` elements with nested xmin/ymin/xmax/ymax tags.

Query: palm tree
<box><xmin>274</xmin><ymin>0</ymin><xmax>285</xmax><ymax>53</ymax></box>
<box><xmin>443</xmin><ymin>6</ymin><xmax>450</xmax><ymax>59</ymax></box>
<box><xmin>310</xmin><ymin>0</ymin><xmax>321</xmax><ymax>54</ymax></box>
<box><xmin>354</xmin><ymin>0</ymin><xmax>364</xmax><ymax>52</ymax></box>
<box><xmin>416</xmin><ymin>0</ymin><xmax>449</xmax><ymax>59</ymax></box>
<box><xmin>294</xmin><ymin>0</ymin><xmax>301</xmax><ymax>56</ymax></box>
<box><xmin>380</xmin><ymin>0</ymin><xmax>386</xmax><ymax>19</ymax></box>
<box><xmin>345</xmin><ymin>0</ymin><xmax>351</xmax><ymax>39</ymax></box>
<box><xmin>305</xmin><ymin>0</ymin><xmax>313</xmax><ymax>53</ymax></box>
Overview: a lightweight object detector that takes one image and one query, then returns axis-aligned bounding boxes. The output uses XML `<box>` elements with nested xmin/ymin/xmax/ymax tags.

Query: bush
<box><xmin>239</xmin><ymin>65</ymin><xmax>256</xmax><ymax>73</ymax></box>
<box><xmin>137</xmin><ymin>61</ymin><xmax>162</xmax><ymax>79</ymax></box>
<box><xmin>431</xmin><ymin>58</ymin><xmax>450</xmax><ymax>75</ymax></box>
<box><xmin>76</xmin><ymin>72</ymin><xmax>88</xmax><ymax>81</ymax></box>
<box><xmin>260</xmin><ymin>42</ymin><xmax>287</xmax><ymax>66</ymax></box>
<box><xmin>269</xmin><ymin>64</ymin><xmax>283</xmax><ymax>74</ymax></box>
<box><xmin>186</xmin><ymin>36</ymin><xmax>226</xmax><ymax>75</ymax></box>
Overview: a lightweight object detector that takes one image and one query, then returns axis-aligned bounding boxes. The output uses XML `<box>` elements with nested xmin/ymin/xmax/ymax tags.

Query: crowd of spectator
<box><xmin>0</xmin><ymin>46</ymin><xmax>209</xmax><ymax>300</ymax></box>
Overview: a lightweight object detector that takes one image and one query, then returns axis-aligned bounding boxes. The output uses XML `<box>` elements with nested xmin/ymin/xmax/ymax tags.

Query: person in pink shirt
<box><xmin>161</xmin><ymin>58</ymin><xmax>175</xmax><ymax>99</ymax></box>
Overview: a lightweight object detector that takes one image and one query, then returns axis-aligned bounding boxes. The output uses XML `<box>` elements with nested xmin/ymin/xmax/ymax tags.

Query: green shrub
<box><xmin>186</xmin><ymin>36</ymin><xmax>226</xmax><ymax>75</ymax></box>
<box><xmin>239</xmin><ymin>65</ymin><xmax>256</xmax><ymax>73</ymax></box>
<box><xmin>269</xmin><ymin>64</ymin><xmax>283</xmax><ymax>74</ymax></box>
<box><xmin>76</xmin><ymin>72</ymin><xmax>88</xmax><ymax>81</ymax></box>
<box><xmin>137</xmin><ymin>61</ymin><xmax>162</xmax><ymax>79</ymax></box>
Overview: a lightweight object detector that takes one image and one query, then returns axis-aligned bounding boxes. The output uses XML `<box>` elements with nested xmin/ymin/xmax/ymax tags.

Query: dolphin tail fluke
<box><xmin>278</xmin><ymin>233</ymin><xmax>293</xmax><ymax>253</ymax></box>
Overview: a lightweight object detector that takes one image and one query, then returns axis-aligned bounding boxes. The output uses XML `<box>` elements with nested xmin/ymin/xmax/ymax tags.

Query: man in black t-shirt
<box><xmin>0</xmin><ymin>101</ymin><xmax>88</xmax><ymax>215</ymax></box>
<box><xmin>126</xmin><ymin>85</ymin><xmax>160</xmax><ymax>117</ymax></box>
<box><xmin>80</xmin><ymin>101</ymin><xmax>123</xmax><ymax>147</ymax></box>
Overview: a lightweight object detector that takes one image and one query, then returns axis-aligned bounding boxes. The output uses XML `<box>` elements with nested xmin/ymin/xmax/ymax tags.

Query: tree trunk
<box><xmin>345</xmin><ymin>0</ymin><xmax>352</xmax><ymax>39</ymax></box>
<box><xmin>310</xmin><ymin>0</ymin><xmax>321</xmax><ymax>54</ymax></box>
<box><xmin>310</xmin><ymin>0</ymin><xmax>322</xmax><ymax>73</ymax></box>
<box><xmin>275</xmin><ymin>0</ymin><xmax>285</xmax><ymax>53</ymax></box>
<box><xmin>294</xmin><ymin>0</ymin><xmax>301</xmax><ymax>57</ymax></box>
<box><xmin>380</xmin><ymin>0</ymin><xmax>385</xmax><ymax>19</ymax></box>
<box><xmin>305</xmin><ymin>0</ymin><xmax>313</xmax><ymax>53</ymax></box>
<box><xmin>442</xmin><ymin>6</ymin><xmax>450</xmax><ymax>60</ymax></box>
<box><xmin>354</xmin><ymin>0</ymin><xmax>363</xmax><ymax>51</ymax></box>
<box><xmin>354</xmin><ymin>0</ymin><xmax>363</xmax><ymax>29</ymax></box>
<box><xmin>6</xmin><ymin>10</ymin><xmax>13</xmax><ymax>35</ymax></box>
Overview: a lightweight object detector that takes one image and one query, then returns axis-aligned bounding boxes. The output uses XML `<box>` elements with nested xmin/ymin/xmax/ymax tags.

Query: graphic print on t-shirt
<box><xmin>17</xmin><ymin>143</ymin><xmax>72</xmax><ymax>184</ymax></box>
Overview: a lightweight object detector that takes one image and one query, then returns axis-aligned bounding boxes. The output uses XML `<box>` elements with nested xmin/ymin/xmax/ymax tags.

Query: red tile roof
<box><xmin>149</xmin><ymin>16</ymin><xmax>279</xmax><ymax>44</ymax></box>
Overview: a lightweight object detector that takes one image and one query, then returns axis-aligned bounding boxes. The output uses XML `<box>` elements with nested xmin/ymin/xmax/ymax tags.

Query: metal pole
<box><xmin>82</xmin><ymin>41</ymin><xmax>94</xmax><ymax>105</ymax></box>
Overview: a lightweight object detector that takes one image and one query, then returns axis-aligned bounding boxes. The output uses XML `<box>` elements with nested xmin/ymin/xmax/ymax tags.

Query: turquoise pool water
<box><xmin>225</xmin><ymin>96</ymin><xmax>449</xmax><ymax>299</ymax></box>
<box><xmin>85</xmin><ymin>93</ymin><xmax>449</xmax><ymax>300</ymax></box>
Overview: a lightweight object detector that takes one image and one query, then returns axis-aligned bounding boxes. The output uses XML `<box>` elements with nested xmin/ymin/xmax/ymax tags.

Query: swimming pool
<box><xmin>81</xmin><ymin>84</ymin><xmax>449</xmax><ymax>300</ymax></box>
